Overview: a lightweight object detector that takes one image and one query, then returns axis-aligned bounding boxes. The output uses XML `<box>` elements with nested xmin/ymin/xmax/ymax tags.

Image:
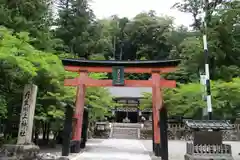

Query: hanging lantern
<box><xmin>139</xmin><ymin>110</ymin><xmax>142</xmax><ymax>116</ymax></box>
<box><xmin>112</xmin><ymin>109</ymin><xmax>115</xmax><ymax>116</ymax></box>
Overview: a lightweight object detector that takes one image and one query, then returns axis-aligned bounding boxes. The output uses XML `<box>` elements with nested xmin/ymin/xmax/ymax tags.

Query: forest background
<box><xmin>0</xmin><ymin>0</ymin><xmax>239</xmax><ymax>143</ymax></box>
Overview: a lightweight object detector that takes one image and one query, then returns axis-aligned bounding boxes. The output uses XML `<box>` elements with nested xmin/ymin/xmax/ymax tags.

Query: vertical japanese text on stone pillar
<box><xmin>17</xmin><ymin>84</ymin><xmax>38</xmax><ymax>145</ymax></box>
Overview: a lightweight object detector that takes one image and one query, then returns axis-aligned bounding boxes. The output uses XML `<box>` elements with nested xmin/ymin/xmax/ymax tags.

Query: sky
<box><xmin>89</xmin><ymin>0</ymin><xmax>193</xmax><ymax>27</ymax></box>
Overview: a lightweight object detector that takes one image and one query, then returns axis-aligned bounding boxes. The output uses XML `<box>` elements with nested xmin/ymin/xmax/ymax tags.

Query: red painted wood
<box><xmin>64</xmin><ymin>66</ymin><xmax>176</xmax><ymax>73</ymax></box>
<box><xmin>64</xmin><ymin>77</ymin><xmax>80</xmax><ymax>86</ymax></box>
<box><xmin>72</xmin><ymin>73</ymin><xmax>87</xmax><ymax>141</ymax></box>
<box><xmin>64</xmin><ymin>78</ymin><xmax>176</xmax><ymax>88</ymax></box>
<box><xmin>152</xmin><ymin>73</ymin><xmax>162</xmax><ymax>144</ymax></box>
<box><xmin>152</xmin><ymin>83</ymin><xmax>157</xmax><ymax>143</ymax></box>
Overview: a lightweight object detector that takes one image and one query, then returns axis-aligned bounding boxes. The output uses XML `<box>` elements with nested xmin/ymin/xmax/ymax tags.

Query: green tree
<box><xmin>124</xmin><ymin>12</ymin><xmax>174</xmax><ymax>60</ymax></box>
<box><xmin>55</xmin><ymin>0</ymin><xmax>103</xmax><ymax>58</ymax></box>
<box><xmin>141</xmin><ymin>78</ymin><xmax>240</xmax><ymax>119</ymax></box>
<box><xmin>0</xmin><ymin>0</ymin><xmax>58</xmax><ymax>51</ymax></box>
<box><xmin>172</xmin><ymin>0</ymin><xmax>240</xmax><ymax>81</ymax></box>
<box><xmin>0</xmin><ymin>26</ymin><xmax>66</xmax><ymax>138</ymax></box>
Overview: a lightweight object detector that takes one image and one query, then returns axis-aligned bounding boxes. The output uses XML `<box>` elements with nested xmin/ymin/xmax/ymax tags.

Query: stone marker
<box><xmin>2</xmin><ymin>84</ymin><xmax>40</xmax><ymax>160</ymax></box>
<box><xmin>17</xmin><ymin>84</ymin><xmax>38</xmax><ymax>144</ymax></box>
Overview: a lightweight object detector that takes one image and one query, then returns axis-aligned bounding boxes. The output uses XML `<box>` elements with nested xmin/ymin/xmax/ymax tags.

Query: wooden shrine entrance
<box><xmin>62</xmin><ymin>59</ymin><xmax>180</xmax><ymax>159</ymax></box>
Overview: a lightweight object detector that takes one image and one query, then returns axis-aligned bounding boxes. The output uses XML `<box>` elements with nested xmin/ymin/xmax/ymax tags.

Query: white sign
<box><xmin>17</xmin><ymin>84</ymin><xmax>38</xmax><ymax>144</ymax></box>
<box><xmin>200</xmin><ymin>74</ymin><xmax>207</xmax><ymax>100</ymax></box>
<box><xmin>200</xmin><ymin>74</ymin><xmax>206</xmax><ymax>85</ymax></box>
<box><xmin>202</xmin><ymin>107</ymin><xmax>208</xmax><ymax>116</ymax></box>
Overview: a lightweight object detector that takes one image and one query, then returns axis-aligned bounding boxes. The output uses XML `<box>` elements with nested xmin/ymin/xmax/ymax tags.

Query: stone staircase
<box><xmin>110</xmin><ymin>123</ymin><xmax>142</xmax><ymax>139</ymax></box>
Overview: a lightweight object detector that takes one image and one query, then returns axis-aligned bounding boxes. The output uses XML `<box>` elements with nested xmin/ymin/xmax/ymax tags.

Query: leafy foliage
<box><xmin>141</xmin><ymin>78</ymin><xmax>240</xmax><ymax>119</ymax></box>
<box><xmin>0</xmin><ymin>26</ymin><xmax>115</xmax><ymax>137</ymax></box>
<box><xmin>0</xmin><ymin>0</ymin><xmax>239</xmax><ymax>142</ymax></box>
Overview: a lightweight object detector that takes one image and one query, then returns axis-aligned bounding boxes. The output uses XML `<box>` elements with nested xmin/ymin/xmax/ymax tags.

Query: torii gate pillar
<box><xmin>152</xmin><ymin>72</ymin><xmax>162</xmax><ymax>156</ymax></box>
<box><xmin>71</xmin><ymin>72</ymin><xmax>87</xmax><ymax>153</ymax></box>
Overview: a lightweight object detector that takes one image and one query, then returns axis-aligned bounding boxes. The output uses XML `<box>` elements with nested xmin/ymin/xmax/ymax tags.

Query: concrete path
<box><xmin>75</xmin><ymin>139</ymin><xmax>151</xmax><ymax>160</ymax></box>
<box><xmin>73</xmin><ymin>139</ymin><xmax>240</xmax><ymax>160</ymax></box>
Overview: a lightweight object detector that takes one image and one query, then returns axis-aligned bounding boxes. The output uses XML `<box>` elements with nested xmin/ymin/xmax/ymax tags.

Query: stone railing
<box><xmin>141</xmin><ymin>123</ymin><xmax>240</xmax><ymax>141</ymax></box>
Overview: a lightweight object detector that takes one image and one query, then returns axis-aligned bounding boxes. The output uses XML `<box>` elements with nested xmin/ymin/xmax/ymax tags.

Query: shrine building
<box><xmin>107</xmin><ymin>87</ymin><xmax>152</xmax><ymax>123</ymax></box>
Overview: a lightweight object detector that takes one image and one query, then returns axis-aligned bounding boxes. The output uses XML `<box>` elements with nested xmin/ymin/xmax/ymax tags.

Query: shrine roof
<box><xmin>62</xmin><ymin>59</ymin><xmax>180</xmax><ymax>67</ymax></box>
<box><xmin>107</xmin><ymin>87</ymin><xmax>151</xmax><ymax>98</ymax></box>
<box><xmin>113</xmin><ymin>97</ymin><xmax>145</xmax><ymax>100</ymax></box>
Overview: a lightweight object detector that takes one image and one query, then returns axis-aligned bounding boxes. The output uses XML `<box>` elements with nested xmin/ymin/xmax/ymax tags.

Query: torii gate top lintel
<box><xmin>62</xmin><ymin>59</ymin><xmax>181</xmax><ymax>73</ymax></box>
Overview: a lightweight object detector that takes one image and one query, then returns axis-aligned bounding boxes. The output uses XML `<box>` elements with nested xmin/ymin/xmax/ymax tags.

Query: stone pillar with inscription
<box><xmin>2</xmin><ymin>84</ymin><xmax>40</xmax><ymax>160</ymax></box>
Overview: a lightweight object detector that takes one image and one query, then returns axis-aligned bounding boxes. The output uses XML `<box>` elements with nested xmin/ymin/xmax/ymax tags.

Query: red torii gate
<box><xmin>62</xmin><ymin>59</ymin><xmax>180</xmax><ymax>158</ymax></box>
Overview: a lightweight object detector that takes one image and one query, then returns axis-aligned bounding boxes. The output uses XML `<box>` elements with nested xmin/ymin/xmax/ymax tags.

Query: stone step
<box><xmin>113</xmin><ymin>128</ymin><xmax>138</xmax><ymax>132</ymax></box>
<box><xmin>112</xmin><ymin>134</ymin><xmax>138</xmax><ymax>139</ymax></box>
<box><xmin>111</xmin><ymin>127</ymin><xmax>140</xmax><ymax>139</ymax></box>
<box><xmin>111</xmin><ymin>123</ymin><xmax>142</xmax><ymax>128</ymax></box>
<box><xmin>111</xmin><ymin>135</ymin><xmax>138</xmax><ymax>139</ymax></box>
<box><xmin>112</xmin><ymin>131</ymin><xmax>137</xmax><ymax>135</ymax></box>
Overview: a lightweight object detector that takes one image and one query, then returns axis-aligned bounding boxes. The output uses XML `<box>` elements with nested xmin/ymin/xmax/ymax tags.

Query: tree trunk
<box><xmin>46</xmin><ymin>122</ymin><xmax>50</xmax><ymax>141</ymax></box>
<box><xmin>34</xmin><ymin>121</ymin><xmax>39</xmax><ymax>145</ymax></box>
<box><xmin>42</xmin><ymin>122</ymin><xmax>47</xmax><ymax>141</ymax></box>
<box><xmin>4</xmin><ymin>104</ymin><xmax>13</xmax><ymax>140</ymax></box>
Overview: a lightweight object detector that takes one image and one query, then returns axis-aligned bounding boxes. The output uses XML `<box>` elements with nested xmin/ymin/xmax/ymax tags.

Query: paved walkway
<box><xmin>73</xmin><ymin>139</ymin><xmax>240</xmax><ymax>160</ymax></box>
<box><xmin>75</xmin><ymin>139</ymin><xmax>151</xmax><ymax>160</ymax></box>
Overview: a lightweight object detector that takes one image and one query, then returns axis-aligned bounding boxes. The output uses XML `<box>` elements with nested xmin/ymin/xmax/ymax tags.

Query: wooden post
<box><xmin>71</xmin><ymin>72</ymin><xmax>87</xmax><ymax>153</ymax></box>
<box><xmin>160</xmin><ymin>106</ymin><xmax>168</xmax><ymax>160</ymax></box>
<box><xmin>152</xmin><ymin>72</ymin><xmax>162</xmax><ymax>157</ymax></box>
<box><xmin>62</xmin><ymin>104</ymin><xmax>73</xmax><ymax>156</ymax></box>
<box><xmin>80</xmin><ymin>108</ymin><xmax>89</xmax><ymax>149</ymax></box>
<box><xmin>151</xmin><ymin>112</ymin><xmax>155</xmax><ymax>152</ymax></box>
